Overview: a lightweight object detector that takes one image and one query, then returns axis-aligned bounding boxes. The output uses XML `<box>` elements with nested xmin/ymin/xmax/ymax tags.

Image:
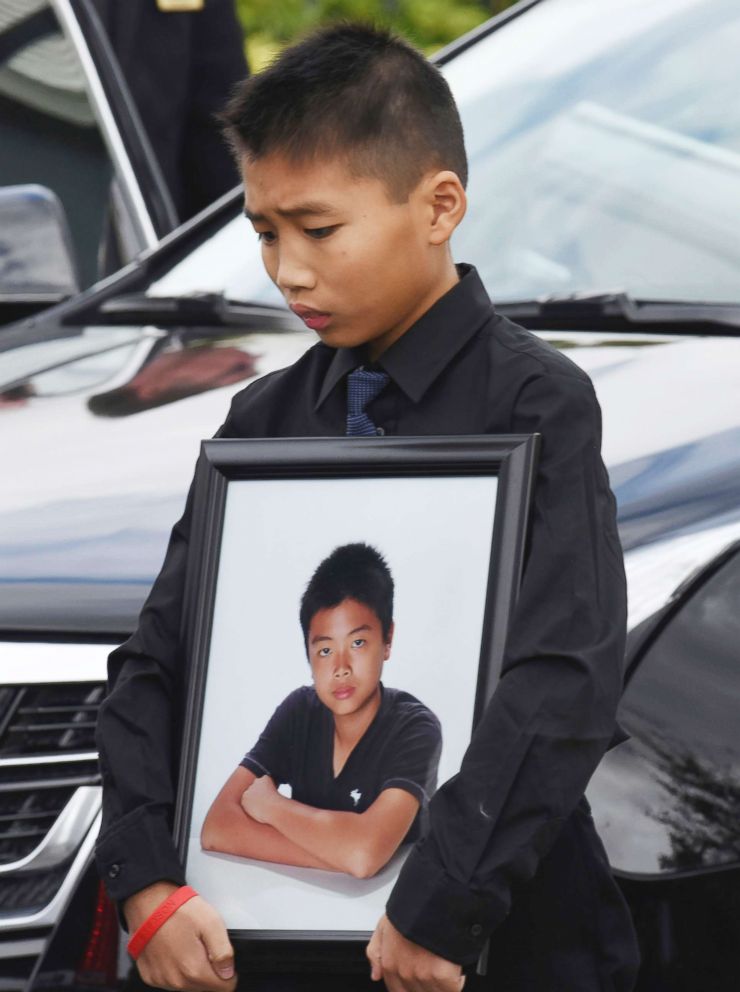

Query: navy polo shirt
<box><xmin>240</xmin><ymin>683</ymin><xmax>442</xmax><ymax>842</ymax></box>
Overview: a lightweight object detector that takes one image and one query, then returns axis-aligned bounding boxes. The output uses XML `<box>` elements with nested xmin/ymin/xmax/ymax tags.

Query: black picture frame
<box><xmin>174</xmin><ymin>434</ymin><xmax>538</xmax><ymax>948</ymax></box>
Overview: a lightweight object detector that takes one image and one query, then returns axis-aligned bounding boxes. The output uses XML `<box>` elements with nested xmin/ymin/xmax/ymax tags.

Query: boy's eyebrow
<box><xmin>243</xmin><ymin>201</ymin><xmax>336</xmax><ymax>223</ymax></box>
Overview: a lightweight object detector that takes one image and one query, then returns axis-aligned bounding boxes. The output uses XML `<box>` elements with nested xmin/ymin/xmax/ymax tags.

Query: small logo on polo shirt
<box><xmin>350</xmin><ymin>789</ymin><xmax>362</xmax><ymax>807</ymax></box>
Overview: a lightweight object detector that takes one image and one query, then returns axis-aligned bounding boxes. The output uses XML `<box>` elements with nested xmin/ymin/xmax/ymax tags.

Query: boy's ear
<box><xmin>423</xmin><ymin>170</ymin><xmax>467</xmax><ymax>246</ymax></box>
<box><xmin>384</xmin><ymin>621</ymin><xmax>395</xmax><ymax>659</ymax></box>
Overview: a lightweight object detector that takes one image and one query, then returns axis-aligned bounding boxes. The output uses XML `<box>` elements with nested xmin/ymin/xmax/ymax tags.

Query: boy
<box><xmin>201</xmin><ymin>543</ymin><xmax>441</xmax><ymax>877</ymax></box>
<box><xmin>96</xmin><ymin>23</ymin><xmax>640</xmax><ymax>992</ymax></box>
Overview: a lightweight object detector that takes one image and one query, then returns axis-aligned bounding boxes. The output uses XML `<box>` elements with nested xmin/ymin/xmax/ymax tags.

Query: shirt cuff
<box><xmin>95</xmin><ymin>805</ymin><xmax>186</xmax><ymax>910</ymax></box>
<box><xmin>386</xmin><ymin>845</ymin><xmax>507</xmax><ymax>966</ymax></box>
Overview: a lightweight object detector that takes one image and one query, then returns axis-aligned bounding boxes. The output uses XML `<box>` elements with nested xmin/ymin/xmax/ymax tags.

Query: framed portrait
<box><xmin>174</xmin><ymin>435</ymin><xmax>538</xmax><ymax>949</ymax></box>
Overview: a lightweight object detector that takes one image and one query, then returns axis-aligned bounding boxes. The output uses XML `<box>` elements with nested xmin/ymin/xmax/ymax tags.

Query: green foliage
<box><xmin>237</xmin><ymin>0</ymin><xmax>315</xmax><ymax>44</ymax></box>
<box><xmin>236</xmin><ymin>0</ymin><xmax>513</xmax><ymax>60</ymax></box>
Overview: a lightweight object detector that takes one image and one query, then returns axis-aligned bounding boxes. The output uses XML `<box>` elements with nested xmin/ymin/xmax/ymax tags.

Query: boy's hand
<box><xmin>367</xmin><ymin>914</ymin><xmax>465</xmax><ymax>992</ymax></box>
<box><xmin>240</xmin><ymin>774</ymin><xmax>278</xmax><ymax>823</ymax></box>
<box><xmin>124</xmin><ymin>882</ymin><xmax>236</xmax><ymax>992</ymax></box>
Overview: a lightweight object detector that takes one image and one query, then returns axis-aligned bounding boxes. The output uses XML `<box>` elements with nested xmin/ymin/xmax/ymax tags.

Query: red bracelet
<box><xmin>127</xmin><ymin>885</ymin><xmax>198</xmax><ymax>960</ymax></box>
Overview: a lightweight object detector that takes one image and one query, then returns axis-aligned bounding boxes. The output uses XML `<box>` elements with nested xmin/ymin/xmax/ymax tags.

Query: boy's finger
<box><xmin>369</xmin><ymin>947</ymin><xmax>383</xmax><ymax>982</ymax></box>
<box><xmin>199</xmin><ymin>911</ymin><xmax>236</xmax><ymax>982</ymax></box>
<box><xmin>366</xmin><ymin>918</ymin><xmax>384</xmax><ymax>981</ymax></box>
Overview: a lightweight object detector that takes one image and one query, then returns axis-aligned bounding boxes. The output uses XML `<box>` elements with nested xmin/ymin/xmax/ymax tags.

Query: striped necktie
<box><xmin>345</xmin><ymin>367</ymin><xmax>389</xmax><ymax>436</ymax></box>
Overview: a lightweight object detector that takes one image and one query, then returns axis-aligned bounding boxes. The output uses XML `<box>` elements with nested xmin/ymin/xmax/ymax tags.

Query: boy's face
<box><xmin>307</xmin><ymin>597</ymin><xmax>393</xmax><ymax>719</ymax></box>
<box><xmin>242</xmin><ymin>153</ymin><xmax>461</xmax><ymax>359</ymax></box>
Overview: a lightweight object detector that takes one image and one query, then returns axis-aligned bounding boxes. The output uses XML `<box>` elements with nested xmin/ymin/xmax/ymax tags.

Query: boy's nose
<box><xmin>333</xmin><ymin>654</ymin><xmax>351</xmax><ymax>676</ymax></box>
<box><xmin>275</xmin><ymin>250</ymin><xmax>316</xmax><ymax>294</ymax></box>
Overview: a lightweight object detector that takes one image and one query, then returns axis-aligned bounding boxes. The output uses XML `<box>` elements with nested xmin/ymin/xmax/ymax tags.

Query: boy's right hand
<box><xmin>124</xmin><ymin>882</ymin><xmax>237</xmax><ymax>992</ymax></box>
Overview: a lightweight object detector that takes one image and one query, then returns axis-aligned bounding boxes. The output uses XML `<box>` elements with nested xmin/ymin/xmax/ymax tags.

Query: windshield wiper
<box><xmin>93</xmin><ymin>292</ymin><xmax>297</xmax><ymax>330</ymax></box>
<box><xmin>497</xmin><ymin>291</ymin><xmax>740</xmax><ymax>333</ymax></box>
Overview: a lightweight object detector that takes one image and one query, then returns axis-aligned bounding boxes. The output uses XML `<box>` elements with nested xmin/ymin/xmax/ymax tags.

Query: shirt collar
<box><xmin>315</xmin><ymin>264</ymin><xmax>494</xmax><ymax>410</ymax></box>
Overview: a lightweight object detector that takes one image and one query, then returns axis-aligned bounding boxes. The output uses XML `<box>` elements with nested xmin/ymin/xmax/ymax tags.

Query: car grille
<box><xmin>0</xmin><ymin>758</ymin><xmax>101</xmax><ymax>866</ymax></box>
<box><xmin>0</xmin><ymin>681</ymin><xmax>105</xmax><ymax>918</ymax></box>
<box><xmin>0</xmin><ymin>682</ymin><xmax>104</xmax><ymax>757</ymax></box>
<box><xmin>0</xmin><ymin>865</ymin><xmax>68</xmax><ymax>915</ymax></box>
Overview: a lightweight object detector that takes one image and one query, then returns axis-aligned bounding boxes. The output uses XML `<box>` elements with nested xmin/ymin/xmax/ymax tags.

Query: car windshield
<box><xmin>147</xmin><ymin>0</ymin><xmax>740</xmax><ymax>308</ymax></box>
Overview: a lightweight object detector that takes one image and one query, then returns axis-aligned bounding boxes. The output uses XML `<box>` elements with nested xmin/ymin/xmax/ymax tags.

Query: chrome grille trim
<box><xmin>1</xmin><ymin>813</ymin><xmax>101</xmax><ymax>929</ymax></box>
<box><xmin>0</xmin><ymin>642</ymin><xmax>111</xmax><ymax>685</ymax></box>
<box><xmin>0</xmin><ymin>787</ymin><xmax>100</xmax><ymax>875</ymax></box>
<box><xmin>0</xmin><ymin>773</ymin><xmax>99</xmax><ymax>792</ymax></box>
<box><xmin>0</xmin><ymin>752</ymin><xmax>98</xmax><ymax>768</ymax></box>
<box><xmin>0</xmin><ymin>937</ymin><xmax>47</xmax><ymax>959</ymax></box>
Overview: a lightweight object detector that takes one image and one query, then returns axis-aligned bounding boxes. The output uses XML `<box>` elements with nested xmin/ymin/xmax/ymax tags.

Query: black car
<box><xmin>1</xmin><ymin>0</ymin><xmax>740</xmax><ymax>989</ymax></box>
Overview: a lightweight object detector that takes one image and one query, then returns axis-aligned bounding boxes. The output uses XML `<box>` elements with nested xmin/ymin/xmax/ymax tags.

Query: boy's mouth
<box><xmin>332</xmin><ymin>686</ymin><xmax>355</xmax><ymax>700</ymax></box>
<box><xmin>290</xmin><ymin>304</ymin><xmax>331</xmax><ymax>332</ymax></box>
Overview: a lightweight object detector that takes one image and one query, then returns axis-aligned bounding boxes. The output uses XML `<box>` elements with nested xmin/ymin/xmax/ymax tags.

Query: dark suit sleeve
<box><xmin>386</xmin><ymin>371</ymin><xmax>627</xmax><ymax>965</ymax></box>
<box><xmin>94</xmin><ymin>419</ymin><xmax>235</xmax><ymax>905</ymax></box>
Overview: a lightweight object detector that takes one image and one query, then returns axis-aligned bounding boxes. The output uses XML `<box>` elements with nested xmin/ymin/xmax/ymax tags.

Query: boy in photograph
<box><xmin>96</xmin><ymin>23</ymin><xmax>640</xmax><ymax>992</ymax></box>
<box><xmin>201</xmin><ymin>543</ymin><xmax>441</xmax><ymax>878</ymax></box>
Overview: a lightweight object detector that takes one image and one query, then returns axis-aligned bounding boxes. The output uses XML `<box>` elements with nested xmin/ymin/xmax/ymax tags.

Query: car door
<box><xmin>588</xmin><ymin>540</ymin><xmax>740</xmax><ymax>990</ymax></box>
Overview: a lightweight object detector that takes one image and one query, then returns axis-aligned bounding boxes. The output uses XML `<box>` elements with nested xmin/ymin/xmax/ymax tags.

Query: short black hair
<box><xmin>300</xmin><ymin>543</ymin><xmax>394</xmax><ymax>650</ymax></box>
<box><xmin>220</xmin><ymin>23</ymin><xmax>467</xmax><ymax>202</ymax></box>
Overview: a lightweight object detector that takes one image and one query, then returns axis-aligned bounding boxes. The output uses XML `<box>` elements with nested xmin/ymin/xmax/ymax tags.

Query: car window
<box><xmin>145</xmin><ymin>0</ymin><xmax>740</xmax><ymax>310</ymax></box>
<box><xmin>147</xmin><ymin>210</ymin><xmax>283</xmax><ymax>306</ymax></box>
<box><xmin>1</xmin><ymin>1</ymin><xmax>119</xmax><ymax>288</ymax></box>
<box><xmin>445</xmin><ymin>0</ymin><xmax>740</xmax><ymax>304</ymax></box>
<box><xmin>588</xmin><ymin>547</ymin><xmax>740</xmax><ymax>874</ymax></box>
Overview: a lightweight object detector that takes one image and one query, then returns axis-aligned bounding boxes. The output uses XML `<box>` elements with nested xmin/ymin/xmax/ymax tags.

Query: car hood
<box><xmin>541</xmin><ymin>330</ymin><xmax>740</xmax><ymax>551</ymax></box>
<box><xmin>1</xmin><ymin>324</ymin><xmax>739</xmax><ymax>634</ymax></box>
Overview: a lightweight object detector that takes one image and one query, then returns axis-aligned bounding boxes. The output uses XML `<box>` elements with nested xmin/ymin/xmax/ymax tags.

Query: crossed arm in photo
<box><xmin>201</xmin><ymin>766</ymin><xmax>420</xmax><ymax>878</ymax></box>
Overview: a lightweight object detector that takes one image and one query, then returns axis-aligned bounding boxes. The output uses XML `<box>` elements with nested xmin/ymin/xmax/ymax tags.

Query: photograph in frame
<box><xmin>174</xmin><ymin>435</ymin><xmax>538</xmax><ymax>942</ymax></box>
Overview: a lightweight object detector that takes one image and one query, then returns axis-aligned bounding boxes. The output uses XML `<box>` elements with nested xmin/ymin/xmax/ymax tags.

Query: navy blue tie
<box><xmin>346</xmin><ymin>367</ymin><xmax>389</xmax><ymax>436</ymax></box>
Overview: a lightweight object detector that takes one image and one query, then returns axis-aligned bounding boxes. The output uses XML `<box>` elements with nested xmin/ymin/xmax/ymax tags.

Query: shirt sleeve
<box><xmin>94</xmin><ymin>419</ymin><xmax>236</xmax><ymax>908</ymax></box>
<box><xmin>386</xmin><ymin>370</ymin><xmax>627</xmax><ymax>965</ymax></box>
<box><xmin>240</xmin><ymin>690</ymin><xmax>300</xmax><ymax>785</ymax></box>
<box><xmin>379</xmin><ymin>706</ymin><xmax>442</xmax><ymax>807</ymax></box>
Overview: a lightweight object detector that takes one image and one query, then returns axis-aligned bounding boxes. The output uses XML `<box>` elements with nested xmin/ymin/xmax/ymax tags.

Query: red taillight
<box><xmin>76</xmin><ymin>880</ymin><xmax>119</xmax><ymax>987</ymax></box>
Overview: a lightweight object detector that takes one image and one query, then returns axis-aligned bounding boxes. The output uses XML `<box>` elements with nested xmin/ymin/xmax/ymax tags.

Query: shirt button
<box><xmin>470</xmin><ymin>923</ymin><xmax>483</xmax><ymax>937</ymax></box>
<box><xmin>108</xmin><ymin>863</ymin><xmax>122</xmax><ymax>879</ymax></box>
<box><xmin>376</xmin><ymin>427</ymin><xmax>385</xmax><ymax>436</ymax></box>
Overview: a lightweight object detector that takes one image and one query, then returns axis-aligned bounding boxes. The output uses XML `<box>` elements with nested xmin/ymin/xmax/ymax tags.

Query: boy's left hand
<box><xmin>367</xmin><ymin>914</ymin><xmax>465</xmax><ymax>992</ymax></box>
<box><xmin>240</xmin><ymin>775</ymin><xmax>278</xmax><ymax>823</ymax></box>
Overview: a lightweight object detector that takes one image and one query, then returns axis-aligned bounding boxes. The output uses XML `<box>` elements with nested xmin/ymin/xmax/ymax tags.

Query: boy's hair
<box><xmin>220</xmin><ymin>23</ymin><xmax>467</xmax><ymax>202</ymax></box>
<box><xmin>300</xmin><ymin>543</ymin><xmax>394</xmax><ymax>649</ymax></box>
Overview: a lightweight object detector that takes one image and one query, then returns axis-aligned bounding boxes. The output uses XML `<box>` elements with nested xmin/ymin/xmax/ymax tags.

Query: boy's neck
<box><xmin>333</xmin><ymin>685</ymin><xmax>382</xmax><ymax>748</ymax></box>
<box><xmin>365</xmin><ymin>258</ymin><xmax>460</xmax><ymax>362</ymax></box>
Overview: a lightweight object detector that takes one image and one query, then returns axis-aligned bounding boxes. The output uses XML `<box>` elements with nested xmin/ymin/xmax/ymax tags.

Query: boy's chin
<box><xmin>315</xmin><ymin>327</ymin><xmax>361</xmax><ymax>350</ymax></box>
<box><xmin>315</xmin><ymin>322</ymin><xmax>383</xmax><ymax>353</ymax></box>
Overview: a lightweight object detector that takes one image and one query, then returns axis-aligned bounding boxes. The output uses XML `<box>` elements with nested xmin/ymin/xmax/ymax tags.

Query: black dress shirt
<box><xmin>95</xmin><ymin>264</ymin><xmax>627</xmax><ymax>966</ymax></box>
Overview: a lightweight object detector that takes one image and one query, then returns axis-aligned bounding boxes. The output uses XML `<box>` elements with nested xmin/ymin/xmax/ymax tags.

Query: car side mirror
<box><xmin>0</xmin><ymin>185</ymin><xmax>79</xmax><ymax>303</ymax></box>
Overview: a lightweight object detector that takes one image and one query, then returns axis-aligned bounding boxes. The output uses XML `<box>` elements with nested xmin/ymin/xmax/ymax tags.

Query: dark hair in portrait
<box><xmin>299</xmin><ymin>543</ymin><xmax>394</xmax><ymax>649</ymax></box>
<box><xmin>220</xmin><ymin>22</ymin><xmax>468</xmax><ymax>202</ymax></box>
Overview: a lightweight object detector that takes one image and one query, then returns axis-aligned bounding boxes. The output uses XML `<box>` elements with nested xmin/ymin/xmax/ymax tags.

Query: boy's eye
<box><xmin>317</xmin><ymin>646</ymin><xmax>332</xmax><ymax>657</ymax></box>
<box><xmin>256</xmin><ymin>230</ymin><xmax>276</xmax><ymax>244</ymax></box>
<box><xmin>305</xmin><ymin>225</ymin><xmax>338</xmax><ymax>240</ymax></box>
<box><xmin>351</xmin><ymin>638</ymin><xmax>366</xmax><ymax>648</ymax></box>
